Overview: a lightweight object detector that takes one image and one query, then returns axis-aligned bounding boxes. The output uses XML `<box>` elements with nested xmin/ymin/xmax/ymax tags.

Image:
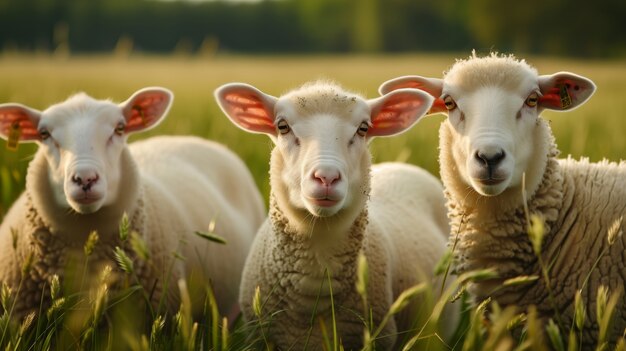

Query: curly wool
<box><xmin>445</xmin><ymin>119</ymin><xmax>626</xmax><ymax>347</ymax></box>
<box><xmin>11</xmin><ymin>188</ymin><xmax>163</xmax><ymax>318</ymax></box>
<box><xmin>241</xmin><ymin>194</ymin><xmax>393</xmax><ymax>350</ymax></box>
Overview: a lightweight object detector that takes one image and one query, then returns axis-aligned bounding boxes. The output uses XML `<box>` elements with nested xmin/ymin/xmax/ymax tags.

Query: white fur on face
<box><xmin>273</xmin><ymin>97</ymin><xmax>370</xmax><ymax>217</ymax></box>
<box><xmin>445</xmin><ymin>81</ymin><xmax>540</xmax><ymax>196</ymax></box>
<box><xmin>38</xmin><ymin>96</ymin><xmax>127</xmax><ymax>214</ymax></box>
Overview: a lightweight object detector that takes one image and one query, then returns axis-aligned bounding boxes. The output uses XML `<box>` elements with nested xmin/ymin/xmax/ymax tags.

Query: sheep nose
<box><xmin>71</xmin><ymin>170</ymin><xmax>100</xmax><ymax>191</ymax></box>
<box><xmin>475</xmin><ymin>149</ymin><xmax>506</xmax><ymax>168</ymax></box>
<box><xmin>312</xmin><ymin>168</ymin><xmax>341</xmax><ymax>187</ymax></box>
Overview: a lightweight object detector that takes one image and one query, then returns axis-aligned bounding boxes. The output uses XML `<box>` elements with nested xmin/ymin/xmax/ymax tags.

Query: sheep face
<box><xmin>216</xmin><ymin>81</ymin><xmax>433</xmax><ymax>217</ymax></box>
<box><xmin>0</xmin><ymin>88</ymin><xmax>173</xmax><ymax>214</ymax></box>
<box><xmin>379</xmin><ymin>53</ymin><xmax>595</xmax><ymax>197</ymax></box>
<box><xmin>272</xmin><ymin>97</ymin><xmax>370</xmax><ymax>217</ymax></box>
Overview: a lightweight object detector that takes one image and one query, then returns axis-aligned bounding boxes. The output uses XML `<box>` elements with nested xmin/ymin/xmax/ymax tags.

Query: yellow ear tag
<box><xmin>7</xmin><ymin>121</ymin><xmax>21</xmax><ymax>151</ymax></box>
<box><xmin>559</xmin><ymin>84</ymin><xmax>572</xmax><ymax>109</ymax></box>
<box><xmin>132</xmin><ymin>105</ymin><xmax>147</xmax><ymax>126</ymax></box>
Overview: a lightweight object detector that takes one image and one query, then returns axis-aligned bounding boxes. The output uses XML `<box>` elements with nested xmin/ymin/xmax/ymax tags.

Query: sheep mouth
<box><xmin>73</xmin><ymin>195</ymin><xmax>102</xmax><ymax>205</ymax></box>
<box><xmin>475</xmin><ymin>177</ymin><xmax>506</xmax><ymax>186</ymax></box>
<box><xmin>309</xmin><ymin>198</ymin><xmax>340</xmax><ymax>208</ymax></box>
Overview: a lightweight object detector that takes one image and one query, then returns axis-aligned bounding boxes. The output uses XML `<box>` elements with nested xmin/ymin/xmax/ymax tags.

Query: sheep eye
<box><xmin>525</xmin><ymin>92</ymin><xmax>539</xmax><ymax>107</ymax></box>
<box><xmin>276</xmin><ymin>119</ymin><xmax>290</xmax><ymax>135</ymax></box>
<box><xmin>114</xmin><ymin>122</ymin><xmax>126</xmax><ymax>136</ymax></box>
<box><xmin>356</xmin><ymin>122</ymin><xmax>369</xmax><ymax>137</ymax></box>
<box><xmin>39</xmin><ymin>129</ymin><xmax>50</xmax><ymax>140</ymax></box>
<box><xmin>443</xmin><ymin>95</ymin><xmax>457</xmax><ymax>110</ymax></box>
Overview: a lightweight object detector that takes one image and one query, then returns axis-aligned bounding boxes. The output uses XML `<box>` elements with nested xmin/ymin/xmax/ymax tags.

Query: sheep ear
<box><xmin>367</xmin><ymin>88</ymin><xmax>434</xmax><ymax>138</ymax></box>
<box><xmin>538</xmin><ymin>72</ymin><xmax>596</xmax><ymax>111</ymax></box>
<box><xmin>378</xmin><ymin>76</ymin><xmax>446</xmax><ymax>114</ymax></box>
<box><xmin>0</xmin><ymin>104</ymin><xmax>42</xmax><ymax>147</ymax></box>
<box><xmin>120</xmin><ymin>87</ymin><xmax>173</xmax><ymax>134</ymax></box>
<box><xmin>214</xmin><ymin>83</ymin><xmax>278</xmax><ymax>136</ymax></box>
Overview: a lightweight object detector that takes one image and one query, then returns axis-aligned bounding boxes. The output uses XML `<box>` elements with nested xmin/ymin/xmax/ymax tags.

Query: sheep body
<box><xmin>0</xmin><ymin>91</ymin><xmax>264</xmax><ymax>317</ymax></box>
<box><xmin>241</xmin><ymin>162</ymin><xmax>450</xmax><ymax>349</ymax></box>
<box><xmin>380</xmin><ymin>53</ymin><xmax>626</xmax><ymax>347</ymax></box>
<box><xmin>442</xmin><ymin>121</ymin><xmax>626</xmax><ymax>345</ymax></box>
<box><xmin>216</xmin><ymin>81</ymin><xmax>455</xmax><ymax>350</ymax></box>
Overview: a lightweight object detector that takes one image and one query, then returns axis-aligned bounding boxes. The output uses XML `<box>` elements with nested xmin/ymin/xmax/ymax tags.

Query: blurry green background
<box><xmin>0</xmin><ymin>0</ymin><xmax>625</xmax><ymax>218</ymax></box>
<box><xmin>1</xmin><ymin>0</ymin><xmax>626</xmax><ymax>56</ymax></box>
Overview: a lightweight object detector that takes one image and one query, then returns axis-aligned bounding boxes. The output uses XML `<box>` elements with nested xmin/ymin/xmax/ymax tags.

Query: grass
<box><xmin>0</xmin><ymin>53</ymin><xmax>625</xmax><ymax>350</ymax></box>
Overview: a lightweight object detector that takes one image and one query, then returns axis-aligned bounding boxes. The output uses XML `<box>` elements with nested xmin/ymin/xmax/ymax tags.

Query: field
<box><xmin>0</xmin><ymin>53</ymin><xmax>624</xmax><ymax>350</ymax></box>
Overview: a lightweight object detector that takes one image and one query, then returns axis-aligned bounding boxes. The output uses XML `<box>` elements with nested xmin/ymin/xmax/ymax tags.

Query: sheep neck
<box><xmin>267</xmin><ymin>193</ymin><xmax>368</xmax><ymax>321</ymax></box>
<box><xmin>444</xmin><ymin>118</ymin><xmax>565</xmax><ymax>304</ymax></box>
<box><xmin>268</xmin><ymin>193</ymin><xmax>368</xmax><ymax>254</ymax></box>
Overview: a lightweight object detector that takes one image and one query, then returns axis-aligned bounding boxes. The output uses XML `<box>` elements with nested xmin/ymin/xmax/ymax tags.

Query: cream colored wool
<box><xmin>442</xmin><ymin>120</ymin><xmax>626</xmax><ymax>347</ymax></box>
<box><xmin>216</xmin><ymin>81</ymin><xmax>455</xmax><ymax>350</ymax></box>
<box><xmin>380</xmin><ymin>52</ymin><xmax>625</xmax><ymax>347</ymax></box>
<box><xmin>0</xmin><ymin>92</ymin><xmax>265</xmax><ymax>318</ymax></box>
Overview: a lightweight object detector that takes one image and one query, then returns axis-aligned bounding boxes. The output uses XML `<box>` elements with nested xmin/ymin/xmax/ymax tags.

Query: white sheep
<box><xmin>380</xmin><ymin>52</ymin><xmax>626</xmax><ymax>346</ymax></box>
<box><xmin>215</xmin><ymin>81</ymin><xmax>456</xmax><ymax>350</ymax></box>
<box><xmin>0</xmin><ymin>88</ymin><xmax>265</xmax><ymax>318</ymax></box>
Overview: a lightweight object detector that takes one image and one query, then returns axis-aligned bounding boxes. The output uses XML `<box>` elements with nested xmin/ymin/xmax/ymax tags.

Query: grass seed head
<box><xmin>114</xmin><ymin>247</ymin><xmax>134</xmax><ymax>274</ymax></box>
<box><xmin>1</xmin><ymin>283</ymin><xmax>12</xmax><ymax>311</ymax></box>
<box><xmin>574</xmin><ymin>289</ymin><xmax>585</xmax><ymax>331</ymax></box>
<box><xmin>46</xmin><ymin>297</ymin><xmax>66</xmax><ymax>320</ymax></box>
<box><xmin>502</xmin><ymin>275</ymin><xmax>539</xmax><ymax>287</ymax></box>
<box><xmin>50</xmin><ymin>274</ymin><xmax>60</xmax><ymax>300</ymax></box>
<box><xmin>252</xmin><ymin>285</ymin><xmax>262</xmax><ymax>318</ymax></box>
<box><xmin>151</xmin><ymin>315</ymin><xmax>165</xmax><ymax>346</ymax></box>
<box><xmin>19</xmin><ymin>311</ymin><xmax>35</xmax><ymax>336</ymax></box>
<box><xmin>546</xmin><ymin>318</ymin><xmax>565</xmax><ymax>351</ymax></box>
<box><xmin>119</xmin><ymin>212</ymin><xmax>130</xmax><ymax>241</ymax></box>
<box><xmin>607</xmin><ymin>216</ymin><xmax>623</xmax><ymax>246</ymax></box>
<box><xmin>84</xmin><ymin>230</ymin><xmax>99</xmax><ymax>257</ymax></box>
<box><xmin>92</xmin><ymin>284</ymin><xmax>109</xmax><ymax>326</ymax></box>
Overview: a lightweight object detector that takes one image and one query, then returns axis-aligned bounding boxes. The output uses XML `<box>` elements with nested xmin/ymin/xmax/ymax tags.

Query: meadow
<box><xmin>0</xmin><ymin>53</ymin><xmax>624</xmax><ymax>350</ymax></box>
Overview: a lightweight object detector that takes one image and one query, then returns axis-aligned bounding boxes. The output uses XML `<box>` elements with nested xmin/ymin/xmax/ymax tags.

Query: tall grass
<box><xmin>0</xmin><ymin>53</ymin><xmax>625</xmax><ymax>350</ymax></box>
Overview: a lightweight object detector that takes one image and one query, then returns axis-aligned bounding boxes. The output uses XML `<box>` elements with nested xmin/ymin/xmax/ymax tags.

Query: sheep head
<box><xmin>379</xmin><ymin>53</ymin><xmax>595</xmax><ymax>198</ymax></box>
<box><xmin>0</xmin><ymin>87</ymin><xmax>173</xmax><ymax>214</ymax></box>
<box><xmin>216</xmin><ymin>81</ymin><xmax>433</xmax><ymax>220</ymax></box>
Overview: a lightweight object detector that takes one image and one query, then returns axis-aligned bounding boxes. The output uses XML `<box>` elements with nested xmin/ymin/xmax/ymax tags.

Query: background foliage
<box><xmin>0</xmin><ymin>0</ymin><xmax>625</xmax><ymax>57</ymax></box>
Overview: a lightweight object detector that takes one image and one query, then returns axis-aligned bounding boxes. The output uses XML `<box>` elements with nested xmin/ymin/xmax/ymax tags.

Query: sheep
<box><xmin>379</xmin><ymin>52</ymin><xmax>626</xmax><ymax>347</ymax></box>
<box><xmin>215</xmin><ymin>80</ymin><xmax>456</xmax><ymax>350</ymax></box>
<box><xmin>0</xmin><ymin>88</ymin><xmax>265</xmax><ymax>318</ymax></box>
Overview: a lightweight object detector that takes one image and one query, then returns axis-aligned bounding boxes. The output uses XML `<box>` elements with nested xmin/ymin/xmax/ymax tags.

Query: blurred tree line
<box><xmin>0</xmin><ymin>0</ymin><xmax>624</xmax><ymax>57</ymax></box>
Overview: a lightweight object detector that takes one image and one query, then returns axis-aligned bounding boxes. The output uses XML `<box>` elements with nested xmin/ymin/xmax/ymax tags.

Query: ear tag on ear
<box><xmin>132</xmin><ymin>105</ymin><xmax>147</xmax><ymax>126</ymax></box>
<box><xmin>7</xmin><ymin>121</ymin><xmax>21</xmax><ymax>151</ymax></box>
<box><xmin>559</xmin><ymin>84</ymin><xmax>572</xmax><ymax>109</ymax></box>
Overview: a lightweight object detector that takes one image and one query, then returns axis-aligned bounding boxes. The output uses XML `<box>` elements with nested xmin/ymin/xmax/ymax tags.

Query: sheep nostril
<box><xmin>71</xmin><ymin>175</ymin><xmax>82</xmax><ymax>185</ymax></box>
<box><xmin>313</xmin><ymin>170</ymin><xmax>341</xmax><ymax>187</ymax></box>
<box><xmin>476</xmin><ymin>150</ymin><xmax>506</xmax><ymax>168</ymax></box>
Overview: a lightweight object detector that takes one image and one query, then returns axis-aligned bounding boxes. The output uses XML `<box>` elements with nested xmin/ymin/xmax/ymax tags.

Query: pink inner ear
<box><xmin>224</xmin><ymin>93</ymin><xmax>273</xmax><ymax>130</ymax></box>
<box><xmin>0</xmin><ymin>107</ymin><xmax>39</xmax><ymax>141</ymax></box>
<box><xmin>221</xmin><ymin>90</ymin><xmax>275</xmax><ymax>134</ymax></box>
<box><xmin>369</xmin><ymin>94</ymin><xmax>426</xmax><ymax>137</ymax></box>
<box><xmin>539</xmin><ymin>87</ymin><xmax>562</xmax><ymax>109</ymax></box>
<box><xmin>125</xmin><ymin>92</ymin><xmax>170</xmax><ymax>132</ymax></box>
<box><xmin>381</xmin><ymin>78</ymin><xmax>445</xmax><ymax>114</ymax></box>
